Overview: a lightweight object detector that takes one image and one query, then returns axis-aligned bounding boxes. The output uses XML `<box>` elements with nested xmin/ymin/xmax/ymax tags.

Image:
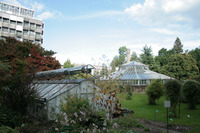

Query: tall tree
<box><xmin>130</xmin><ymin>51</ymin><xmax>140</xmax><ymax>62</ymax></box>
<box><xmin>173</xmin><ymin>37</ymin><xmax>183</xmax><ymax>54</ymax></box>
<box><xmin>118</xmin><ymin>46</ymin><xmax>128</xmax><ymax>65</ymax></box>
<box><xmin>140</xmin><ymin>45</ymin><xmax>155</xmax><ymax>70</ymax></box>
<box><xmin>155</xmin><ymin>48</ymin><xmax>175</xmax><ymax>70</ymax></box>
<box><xmin>160</xmin><ymin>54</ymin><xmax>199</xmax><ymax>80</ymax></box>
<box><xmin>0</xmin><ymin>37</ymin><xmax>61</xmax><ymax>115</ymax></box>
<box><xmin>189</xmin><ymin>47</ymin><xmax>200</xmax><ymax>71</ymax></box>
<box><xmin>63</xmin><ymin>59</ymin><xmax>75</xmax><ymax>68</ymax></box>
<box><xmin>110</xmin><ymin>46</ymin><xmax>127</xmax><ymax>71</ymax></box>
<box><xmin>110</xmin><ymin>56</ymin><xmax>120</xmax><ymax>72</ymax></box>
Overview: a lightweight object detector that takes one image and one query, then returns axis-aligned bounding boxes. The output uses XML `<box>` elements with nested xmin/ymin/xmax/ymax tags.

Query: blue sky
<box><xmin>3</xmin><ymin>0</ymin><xmax>200</xmax><ymax>66</ymax></box>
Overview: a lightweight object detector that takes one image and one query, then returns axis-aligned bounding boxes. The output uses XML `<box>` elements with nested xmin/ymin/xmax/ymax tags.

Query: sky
<box><xmin>2</xmin><ymin>0</ymin><xmax>200</xmax><ymax>66</ymax></box>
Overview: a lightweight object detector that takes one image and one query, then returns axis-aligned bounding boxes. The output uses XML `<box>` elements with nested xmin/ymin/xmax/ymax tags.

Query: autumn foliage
<box><xmin>0</xmin><ymin>37</ymin><xmax>61</xmax><ymax>116</ymax></box>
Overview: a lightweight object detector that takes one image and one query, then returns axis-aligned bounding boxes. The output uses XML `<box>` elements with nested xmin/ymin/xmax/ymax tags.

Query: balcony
<box><xmin>29</xmin><ymin>36</ymin><xmax>35</xmax><ymax>41</ymax></box>
<box><xmin>1</xmin><ymin>32</ymin><xmax>9</xmax><ymax>37</ymax></box>
<box><xmin>23</xmin><ymin>25</ymin><xmax>29</xmax><ymax>29</ymax></box>
<box><xmin>10</xmin><ymin>24</ymin><xmax>16</xmax><ymax>29</ymax></box>
<box><xmin>16</xmin><ymin>32</ymin><xmax>23</xmax><ymax>37</ymax></box>
<box><xmin>9</xmin><ymin>33</ymin><xmax>16</xmax><ymax>38</ymax></box>
<box><xmin>2</xmin><ymin>22</ymin><xmax>9</xmax><ymax>27</ymax></box>
<box><xmin>35</xmin><ymin>28</ymin><xmax>42</xmax><ymax>33</ymax></box>
<box><xmin>23</xmin><ymin>34</ymin><xmax>29</xmax><ymax>40</ymax></box>
<box><xmin>35</xmin><ymin>35</ymin><xmax>42</xmax><ymax>40</ymax></box>
<box><xmin>30</xmin><ymin>25</ymin><xmax>35</xmax><ymax>30</ymax></box>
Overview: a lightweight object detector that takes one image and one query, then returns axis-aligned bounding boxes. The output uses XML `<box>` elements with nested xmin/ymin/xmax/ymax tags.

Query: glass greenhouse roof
<box><xmin>36</xmin><ymin>64</ymin><xmax>95</xmax><ymax>78</ymax></box>
<box><xmin>33</xmin><ymin>65</ymin><xmax>95</xmax><ymax>101</ymax></box>
<box><xmin>108</xmin><ymin>61</ymin><xmax>172</xmax><ymax>80</ymax></box>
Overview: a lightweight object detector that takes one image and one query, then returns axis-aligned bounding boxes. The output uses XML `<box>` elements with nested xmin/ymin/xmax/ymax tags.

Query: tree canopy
<box><xmin>63</xmin><ymin>59</ymin><xmax>75</xmax><ymax>68</ymax></box>
<box><xmin>160</xmin><ymin>54</ymin><xmax>199</xmax><ymax>80</ymax></box>
<box><xmin>0</xmin><ymin>37</ymin><xmax>61</xmax><ymax>115</ymax></box>
<box><xmin>110</xmin><ymin>46</ymin><xmax>128</xmax><ymax>71</ymax></box>
<box><xmin>173</xmin><ymin>37</ymin><xmax>183</xmax><ymax>54</ymax></box>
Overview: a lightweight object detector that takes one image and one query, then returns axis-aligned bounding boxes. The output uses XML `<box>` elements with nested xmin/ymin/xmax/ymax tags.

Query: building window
<box><xmin>24</xmin><ymin>21</ymin><xmax>29</xmax><ymax>26</ymax></box>
<box><xmin>17</xmin><ymin>21</ymin><xmax>22</xmax><ymax>26</ymax></box>
<box><xmin>123</xmin><ymin>81</ymin><xmax>128</xmax><ymax>85</ymax></box>
<box><xmin>29</xmin><ymin>30</ymin><xmax>35</xmax><ymax>36</ymax></box>
<box><xmin>10</xmin><ymin>28</ymin><xmax>15</xmax><ymax>33</ymax></box>
<box><xmin>132</xmin><ymin>80</ymin><xmax>138</xmax><ymax>85</ymax></box>
<box><xmin>23</xmin><ymin>30</ymin><xmax>28</xmax><ymax>35</ymax></box>
<box><xmin>36</xmin><ymin>24</ymin><xmax>42</xmax><ymax>29</ymax></box>
<box><xmin>2</xmin><ymin>27</ymin><xmax>8</xmax><ymax>32</ymax></box>
<box><xmin>141</xmin><ymin>80</ymin><xmax>147</xmax><ymax>85</ymax></box>
<box><xmin>10</xmin><ymin>20</ymin><xmax>16</xmax><ymax>25</ymax></box>
<box><xmin>3</xmin><ymin>18</ymin><xmax>9</xmax><ymax>23</ymax></box>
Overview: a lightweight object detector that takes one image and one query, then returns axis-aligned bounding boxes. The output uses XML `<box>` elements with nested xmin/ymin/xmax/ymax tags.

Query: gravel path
<box><xmin>136</xmin><ymin>118</ymin><xmax>192</xmax><ymax>133</ymax></box>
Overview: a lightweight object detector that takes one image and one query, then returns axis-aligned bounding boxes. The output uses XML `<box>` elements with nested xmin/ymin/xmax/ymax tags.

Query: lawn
<box><xmin>118</xmin><ymin>93</ymin><xmax>200</xmax><ymax>132</ymax></box>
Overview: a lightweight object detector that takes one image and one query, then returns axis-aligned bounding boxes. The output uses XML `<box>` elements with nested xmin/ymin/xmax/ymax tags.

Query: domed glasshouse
<box><xmin>108</xmin><ymin>61</ymin><xmax>173</xmax><ymax>93</ymax></box>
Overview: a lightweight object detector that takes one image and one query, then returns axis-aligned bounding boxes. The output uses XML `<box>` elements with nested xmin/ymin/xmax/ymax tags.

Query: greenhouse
<box><xmin>31</xmin><ymin>65</ymin><xmax>95</xmax><ymax>119</ymax></box>
<box><xmin>31</xmin><ymin>64</ymin><xmax>127</xmax><ymax>119</ymax></box>
<box><xmin>108</xmin><ymin>61</ymin><xmax>173</xmax><ymax>93</ymax></box>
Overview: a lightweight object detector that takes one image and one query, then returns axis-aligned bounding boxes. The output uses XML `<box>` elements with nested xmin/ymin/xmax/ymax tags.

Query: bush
<box><xmin>126</xmin><ymin>85</ymin><xmax>133</xmax><ymax>100</ymax></box>
<box><xmin>181</xmin><ymin>80</ymin><xmax>200</xmax><ymax>109</ymax></box>
<box><xmin>0</xmin><ymin>106</ymin><xmax>22</xmax><ymax>128</ymax></box>
<box><xmin>164</xmin><ymin>79</ymin><xmax>181</xmax><ymax>117</ymax></box>
<box><xmin>0</xmin><ymin>126</ymin><xmax>18</xmax><ymax>133</ymax></box>
<box><xmin>55</xmin><ymin>95</ymin><xmax>114</xmax><ymax>132</ymax></box>
<box><xmin>146</xmin><ymin>79</ymin><xmax>164</xmax><ymax>105</ymax></box>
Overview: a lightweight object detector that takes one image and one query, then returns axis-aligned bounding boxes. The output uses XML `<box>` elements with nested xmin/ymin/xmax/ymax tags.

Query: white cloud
<box><xmin>2</xmin><ymin>0</ymin><xmax>21</xmax><ymax>6</ymax></box>
<box><xmin>125</xmin><ymin>0</ymin><xmax>200</xmax><ymax>28</ymax></box>
<box><xmin>150</xmin><ymin>28</ymin><xmax>179</xmax><ymax>35</ymax></box>
<box><xmin>30</xmin><ymin>1</ymin><xmax>44</xmax><ymax>12</ymax></box>
<box><xmin>37</xmin><ymin>11</ymin><xmax>54</xmax><ymax>20</ymax></box>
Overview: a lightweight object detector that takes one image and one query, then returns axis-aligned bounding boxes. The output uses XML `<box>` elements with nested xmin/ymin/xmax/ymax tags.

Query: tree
<box><xmin>63</xmin><ymin>59</ymin><xmax>75</xmax><ymax>68</ymax></box>
<box><xmin>0</xmin><ymin>37</ymin><xmax>61</xmax><ymax>116</ymax></box>
<box><xmin>160</xmin><ymin>54</ymin><xmax>199</xmax><ymax>80</ymax></box>
<box><xmin>173</xmin><ymin>37</ymin><xmax>183</xmax><ymax>54</ymax></box>
<box><xmin>146</xmin><ymin>79</ymin><xmax>164</xmax><ymax>105</ymax></box>
<box><xmin>181</xmin><ymin>80</ymin><xmax>200</xmax><ymax>109</ymax></box>
<box><xmin>110</xmin><ymin>56</ymin><xmax>120</xmax><ymax>72</ymax></box>
<box><xmin>110</xmin><ymin>46</ymin><xmax>128</xmax><ymax>71</ymax></box>
<box><xmin>155</xmin><ymin>48</ymin><xmax>175</xmax><ymax>67</ymax></box>
<box><xmin>118</xmin><ymin>46</ymin><xmax>128</xmax><ymax>65</ymax></box>
<box><xmin>130</xmin><ymin>51</ymin><xmax>140</xmax><ymax>62</ymax></box>
<box><xmin>189</xmin><ymin>47</ymin><xmax>200</xmax><ymax>71</ymax></box>
<box><xmin>140</xmin><ymin>45</ymin><xmax>156</xmax><ymax>71</ymax></box>
<box><xmin>164</xmin><ymin>80</ymin><xmax>181</xmax><ymax>118</ymax></box>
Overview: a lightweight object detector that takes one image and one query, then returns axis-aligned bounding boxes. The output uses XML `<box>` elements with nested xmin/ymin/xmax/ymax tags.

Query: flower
<box><xmin>112</xmin><ymin>122</ymin><xmax>118</xmax><ymax>128</ymax></box>
<box><xmin>79</xmin><ymin>118</ymin><xmax>82</xmax><ymax>121</ymax></box>
<box><xmin>74</xmin><ymin>112</ymin><xmax>78</xmax><ymax>117</ymax></box>
<box><xmin>71</xmin><ymin>120</ymin><xmax>76</xmax><ymax>124</ymax></box>
<box><xmin>103</xmin><ymin>127</ymin><xmax>106</xmax><ymax>130</ymax></box>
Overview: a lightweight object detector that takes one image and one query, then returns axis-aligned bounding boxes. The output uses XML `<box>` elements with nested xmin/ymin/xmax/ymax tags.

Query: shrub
<box><xmin>164</xmin><ymin>79</ymin><xmax>181</xmax><ymax>117</ymax></box>
<box><xmin>0</xmin><ymin>106</ymin><xmax>22</xmax><ymax>128</ymax></box>
<box><xmin>181</xmin><ymin>80</ymin><xmax>200</xmax><ymax>109</ymax></box>
<box><xmin>55</xmin><ymin>95</ymin><xmax>114</xmax><ymax>132</ymax></box>
<box><xmin>126</xmin><ymin>85</ymin><xmax>133</xmax><ymax>100</ymax></box>
<box><xmin>146</xmin><ymin>79</ymin><xmax>164</xmax><ymax>105</ymax></box>
<box><xmin>0</xmin><ymin>126</ymin><xmax>18</xmax><ymax>133</ymax></box>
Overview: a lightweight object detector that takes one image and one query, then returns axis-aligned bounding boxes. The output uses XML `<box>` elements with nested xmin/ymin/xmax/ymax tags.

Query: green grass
<box><xmin>118</xmin><ymin>93</ymin><xmax>200</xmax><ymax>128</ymax></box>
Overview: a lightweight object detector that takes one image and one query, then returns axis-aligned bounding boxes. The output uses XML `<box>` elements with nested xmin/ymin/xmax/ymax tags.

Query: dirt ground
<box><xmin>135</xmin><ymin>118</ymin><xmax>192</xmax><ymax>133</ymax></box>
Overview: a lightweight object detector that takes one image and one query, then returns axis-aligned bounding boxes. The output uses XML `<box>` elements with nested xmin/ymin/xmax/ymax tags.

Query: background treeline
<box><xmin>110</xmin><ymin>37</ymin><xmax>200</xmax><ymax>81</ymax></box>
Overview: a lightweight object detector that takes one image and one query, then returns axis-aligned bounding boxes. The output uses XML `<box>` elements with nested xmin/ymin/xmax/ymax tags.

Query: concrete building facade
<box><xmin>0</xmin><ymin>2</ymin><xmax>44</xmax><ymax>44</ymax></box>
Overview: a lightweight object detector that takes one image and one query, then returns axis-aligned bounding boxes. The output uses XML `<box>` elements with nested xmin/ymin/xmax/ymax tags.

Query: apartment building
<box><xmin>0</xmin><ymin>2</ymin><xmax>44</xmax><ymax>44</ymax></box>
